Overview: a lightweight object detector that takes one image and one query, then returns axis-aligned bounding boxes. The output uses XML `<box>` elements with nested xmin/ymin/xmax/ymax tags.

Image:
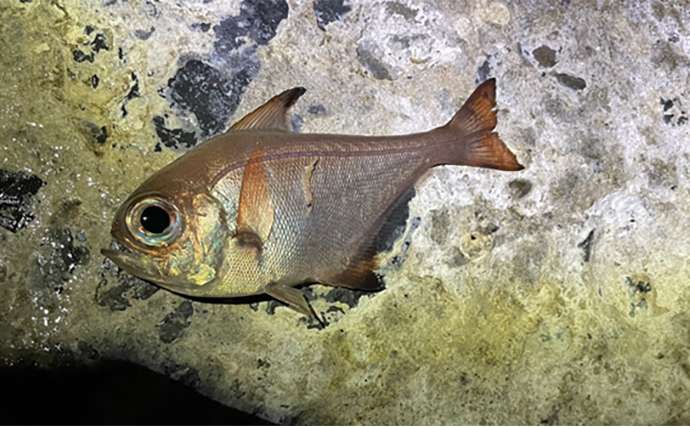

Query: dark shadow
<box><xmin>0</xmin><ymin>360</ymin><xmax>274</xmax><ymax>425</ymax></box>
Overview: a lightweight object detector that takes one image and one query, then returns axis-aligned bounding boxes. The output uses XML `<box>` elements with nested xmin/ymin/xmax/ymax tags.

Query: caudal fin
<box><xmin>442</xmin><ymin>78</ymin><xmax>524</xmax><ymax>171</ymax></box>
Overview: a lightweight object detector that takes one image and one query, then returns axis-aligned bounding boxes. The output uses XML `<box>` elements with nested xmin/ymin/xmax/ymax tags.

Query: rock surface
<box><xmin>1</xmin><ymin>0</ymin><xmax>690</xmax><ymax>424</ymax></box>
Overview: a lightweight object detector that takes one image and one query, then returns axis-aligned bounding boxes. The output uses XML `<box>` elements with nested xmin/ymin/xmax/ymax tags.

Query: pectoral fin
<box><xmin>230</xmin><ymin>87</ymin><xmax>306</xmax><ymax>131</ymax></box>
<box><xmin>237</xmin><ymin>148</ymin><xmax>274</xmax><ymax>249</ymax></box>
<box><xmin>264</xmin><ymin>282</ymin><xmax>322</xmax><ymax>325</ymax></box>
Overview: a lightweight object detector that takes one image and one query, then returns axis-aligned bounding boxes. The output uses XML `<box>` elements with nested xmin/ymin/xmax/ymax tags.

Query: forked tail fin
<box><xmin>440</xmin><ymin>78</ymin><xmax>524</xmax><ymax>171</ymax></box>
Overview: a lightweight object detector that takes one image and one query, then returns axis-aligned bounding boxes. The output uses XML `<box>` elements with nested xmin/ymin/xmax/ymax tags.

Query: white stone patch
<box><xmin>349</xmin><ymin>1</ymin><xmax>465</xmax><ymax>79</ymax></box>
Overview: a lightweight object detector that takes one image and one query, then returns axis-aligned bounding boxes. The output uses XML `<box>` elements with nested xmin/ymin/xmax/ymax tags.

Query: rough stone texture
<box><xmin>1</xmin><ymin>0</ymin><xmax>690</xmax><ymax>424</ymax></box>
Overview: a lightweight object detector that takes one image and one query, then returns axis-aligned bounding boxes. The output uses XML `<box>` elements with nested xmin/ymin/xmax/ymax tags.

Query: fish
<box><xmin>101</xmin><ymin>78</ymin><xmax>523</xmax><ymax>322</ymax></box>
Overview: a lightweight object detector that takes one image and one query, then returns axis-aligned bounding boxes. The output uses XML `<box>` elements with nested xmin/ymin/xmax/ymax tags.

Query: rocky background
<box><xmin>1</xmin><ymin>0</ymin><xmax>689</xmax><ymax>424</ymax></box>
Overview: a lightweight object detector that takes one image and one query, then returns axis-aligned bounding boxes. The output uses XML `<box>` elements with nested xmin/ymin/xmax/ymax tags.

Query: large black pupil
<box><xmin>140</xmin><ymin>206</ymin><xmax>170</xmax><ymax>234</ymax></box>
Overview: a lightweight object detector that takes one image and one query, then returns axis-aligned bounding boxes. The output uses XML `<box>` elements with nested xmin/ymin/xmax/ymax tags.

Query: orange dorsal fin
<box><xmin>230</xmin><ymin>87</ymin><xmax>306</xmax><ymax>132</ymax></box>
<box><xmin>236</xmin><ymin>147</ymin><xmax>274</xmax><ymax>249</ymax></box>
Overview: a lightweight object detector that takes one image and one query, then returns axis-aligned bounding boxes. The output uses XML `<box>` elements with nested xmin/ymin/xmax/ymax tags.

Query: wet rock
<box><xmin>0</xmin><ymin>169</ymin><xmax>45</xmax><ymax>233</ymax></box>
<box><xmin>96</xmin><ymin>259</ymin><xmax>160</xmax><ymax>311</ymax></box>
<box><xmin>34</xmin><ymin>227</ymin><xmax>90</xmax><ymax>294</ymax></box>
<box><xmin>157</xmin><ymin>301</ymin><xmax>194</xmax><ymax>343</ymax></box>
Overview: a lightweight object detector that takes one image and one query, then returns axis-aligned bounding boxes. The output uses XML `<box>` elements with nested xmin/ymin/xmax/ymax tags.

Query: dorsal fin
<box><xmin>230</xmin><ymin>87</ymin><xmax>306</xmax><ymax>132</ymax></box>
<box><xmin>236</xmin><ymin>147</ymin><xmax>274</xmax><ymax>249</ymax></box>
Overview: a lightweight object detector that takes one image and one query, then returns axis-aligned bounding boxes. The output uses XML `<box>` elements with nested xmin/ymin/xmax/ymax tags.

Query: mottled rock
<box><xmin>2</xmin><ymin>0</ymin><xmax>690</xmax><ymax>425</ymax></box>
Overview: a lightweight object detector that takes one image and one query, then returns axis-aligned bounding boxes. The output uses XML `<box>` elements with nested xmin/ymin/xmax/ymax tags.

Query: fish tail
<box><xmin>438</xmin><ymin>78</ymin><xmax>523</xmax><ymax>171</ymax></box>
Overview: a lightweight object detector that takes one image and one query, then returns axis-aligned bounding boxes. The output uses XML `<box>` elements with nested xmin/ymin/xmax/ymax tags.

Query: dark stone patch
<box><xmin>91</xmin><ymin>74</ymin><xmax>99</xmax><ymax>88</ymax></box>
<box><xmin>385</xmin><ymin>1</ymin><xmax>417</xmax><ymax>20</ymax></box>
<box><xmin>191</xmin><ymin>22</ymin><xmax>211</xmax><ymax>32</ymax></box>
<box><xmin>84</xmin><ymin>25</ymin><xmax>94</xmax><ymax>35</ymax></box>
<box><xmin>162</xmin><ymin>362</ymin><xmax>201</xmax><ymax>389</ymax></box>
<box><xmin>30</xmin><ymin>227</ymin><xmax>90</xmax><ymax>305</ymax></box>
<box><xmin>91</xmin><ymin>33</ymin><xmax>109</xmax><ymax>53</ymax></box>
<box><xmin>158</xmin><ymin>300</ymin><xmax>194</xmax><ymax>343</ymax></box>
<box><xmin>533</xmin><ymin>45</ymin><xmax>557</xmax><ymax>68</ymax></box>
<box><xmin>167</xmin><ymin>60</ymin><xmax>253</xmax><ymax>137</ymax></box>
<box><xmin>134</xmin><ymin>27</ymin><xmax>155</xmax><ymax>40</ymax></box>
<box><xmin>213</xmin><ymin>0</ymin><xmax>289</xmax><ymax>55</ymax></box>
<box><xmin>322</xmin><ymin>287</ymin><xmax>371</xmax><ymax>309</ymax></box>
<box><xmin>121</xmin><ymin>72</ymin><xmax>140</xmax><ymax>118</ymax></box>
<box><xmin>577</xmin><ymin>229</ymin><xmax>595</xmax><ymax>262</ymax></box>
<box><xmin>387</xmin><ymin>216</ymin><xmax>420</xmax><ymax>269</ymax></box>
<box><xmin>72</xmin><ymin>49</ymin><xmax>94</xmax><ymax>63</ymax></box>
<box><xmin>430</xmin><ymin>209</ymin><xmax>450</xmax><ymax>245</ymax></box>
<box><xmin>476</xmin><ymin>58</ymin><xmax>492</xmax><ymax>84</ymax></box>
<box><xmin>307</xmin><ymin>104</ymin><xmax>326</xmax><ymax>115</ymax></box>
<box><xmin>96</xmin><ymin>257</ymin><xmax>160</xmax><ymax>311</ymax></box>
<box><xmin>314</xmin><ymin>0</ymin><xmax>351</xmax><ymax>31</ymax></box>
<box><xmin>659</xmin><ymin>97</ymin><xmax>687</xmax><ymax>126</ymax></box>
<box><xmin>291</xmin><ymin>114</ymin><xmax>304</xmax><ymax>132</ymax></box>
<box><xmin>357</xmin><ymin>41</ymin><xmax>394</xmax><ymax>80</ymax></box>
<box><xmin>625</xmin><ymin>275</ymin><xmax>652</xmax><ymax>318</ymax></box>
<box><xmin>626</xmin><ymin>276</ymin><xmax>652</xmax><ymax>295</ymax></box>
<box><xmin>508</xmin><ymin>179</ymin><xmax>533</xmax><ymax>199</ymax></box>
<box><xmin>152</xmin><ymin>115</ymin><xmax>198</xmax><ymax>150</ymax></box>
<box><xmin>0</xmin><ymin>169</ymin><xmax>45</xmax><ymax>233</ymax></box>
<box><xmin>81</xmin><ymin>120</ymin><xmax>108</xmax><ymax>144</ymax></box>
<box><xmin>555</xmin><ymin>73</ymin><xmax>586</xmax><ymax>91</ymax></box>
<box><xmin>249</xmin><ymin>298</ymin><xmax>281</xmax><ymax>316</ymax></box>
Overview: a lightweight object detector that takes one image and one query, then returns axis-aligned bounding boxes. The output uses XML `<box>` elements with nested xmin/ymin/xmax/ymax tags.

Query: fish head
<box><xmin>101</xmin><ymin>187</ymin><xmax>229</xmax><ymax>296</ymax></box>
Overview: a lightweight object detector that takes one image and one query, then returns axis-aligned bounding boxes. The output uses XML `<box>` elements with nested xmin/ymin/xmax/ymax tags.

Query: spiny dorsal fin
<box><xmin>236</xmin><ymin>147</ymin><xmax>274</xmax><ymax>249</ymax></box>
<box><xmin>230</xmin><ymin>87</ymin><xmax>306</xmax><ymax>132</ymax></box>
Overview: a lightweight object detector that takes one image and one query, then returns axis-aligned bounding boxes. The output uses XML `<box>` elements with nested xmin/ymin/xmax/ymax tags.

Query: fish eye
<box><xmin>141</xmin><ymin>206</ymin><xmax>170</xmax><ymax>234</ymax></box>
<box><xmin>126</xmin><ymin>196</ymin><xmax>182</xmax><ymax>247</ymax></box>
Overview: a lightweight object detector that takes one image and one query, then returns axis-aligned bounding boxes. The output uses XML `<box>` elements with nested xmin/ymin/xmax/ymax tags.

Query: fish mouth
<box><xmin>101</xmin><ymin>247</ymin><xmax>167</xmax><ymax>285</ymax></box>
<box><xmin>100</xmin><ymin>246</ymin><xmax>215</xmax><ymax>296</ymax></box>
